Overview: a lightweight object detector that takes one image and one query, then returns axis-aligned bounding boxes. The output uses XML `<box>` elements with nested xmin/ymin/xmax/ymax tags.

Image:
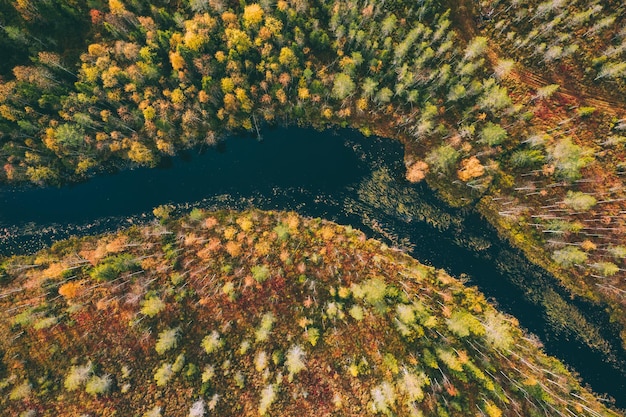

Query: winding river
<box><xmin>1</xmin><ymin>127</ymin><xmax>625</xmax><ymax>408</ymax></box>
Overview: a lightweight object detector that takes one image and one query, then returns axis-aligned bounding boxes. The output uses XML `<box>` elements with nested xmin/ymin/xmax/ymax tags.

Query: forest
<box><xmin>0</xmin><ymin>209</ymin><xmax>622</xmax><ymax>416</ymax></box>
<box><xmin>0</xmin><ymin>0</ymin><xmax>625</xmax><ymax>414</ymax></box>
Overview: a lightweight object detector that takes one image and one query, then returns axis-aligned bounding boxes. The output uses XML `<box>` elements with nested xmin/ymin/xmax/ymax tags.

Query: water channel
<box><xmin>1</xmin><ymin>127</ymin><xmax>625</xmax><ymax>408</ymax></box>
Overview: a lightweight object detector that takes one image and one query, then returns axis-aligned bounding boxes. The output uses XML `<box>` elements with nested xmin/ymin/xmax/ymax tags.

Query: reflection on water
<box><xmin>1</xmin><ymin>127</ymin><xmax>625</xmax><ymax>407</ymax></box>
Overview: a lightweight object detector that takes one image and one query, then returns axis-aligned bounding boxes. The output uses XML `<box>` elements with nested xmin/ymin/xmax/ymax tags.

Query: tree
<box><xmin>425</xmin><ymin>144</ymin><xmax>459</xmax><ymax>173</ymax></box>
<box><xmin>258</xmin><ymin>384</ymin><xmax>277</xmax><ymax>415</ymax></box>
<box><xmin>464</xmin><ymin>36</ymin><xmax>488</xmax><ymax>61</ymax></box>
<box><xmin>85</xmin><ymin>374</ymin><xmax>112</xmax><ymax>396</ymax></box>
<box><xmin>53</xmin><ymin>124</ymin><xmax>85</xmax><ymax>151</ymax></box>
<box><xmin>278</xmin><ymin>47</ymin><xmax>298</xmax><ymax>68</ymax></box>
<box><xmin>64</xmin><ymin>362</ymin><xmax>93</xmax><ymax>391</ymax></box>
<box><xmin>243</xmin><ymin>4</ymin><xmax>264</xmax><ymax>28</ymax></box>
<box><xmin>479</xmin><ymin>122</ymin><xmax>507</xmax><ymax>146</ymax></box>
<box><xmin>140</xmin><ymin>296</ymin><xmax>166</xmax><ymax>317</ymax></box>
<box><xmin>549</xmin><ymin>137</ymin><xmax>594</xmax><ymax>181</ymax></box>
<box><xmin>552</xmin><ymin>246</ymin><xmax>588</xmax><ymax>267</ymax></box>
<box><xmin>155</xmin><ymin>327</ymin><xmax>180</xmax><ymax>355</ymax></box>
<box><xmin>285</xmin><ymin>344</ymin><xmax>306</xmax><ymax>380</ymax></box>
<box><xmin>563</xmin><ymin>191</ymin><xmax>596</xmax><ymax>211</ymax></box>
<box><xmin>332</xmin><ymin>73</ymin><xmax>355</xmax><ymax>100</ymax></box>
<box><xmin>478</xmin><ymin>79</ymin><xmax>512</xmax><ymax>113</ymax></box>
<box><xmin>154</xmin><ymin>363</ymin><xmax>174</xmax><ymax>387</ymax></box>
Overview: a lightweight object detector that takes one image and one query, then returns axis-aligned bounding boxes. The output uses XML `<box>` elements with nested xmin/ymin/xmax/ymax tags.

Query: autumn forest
<box><xmin>1</xmin><ymin>0</ymin><xmax>626</xmax><ymax>415</ymax></box>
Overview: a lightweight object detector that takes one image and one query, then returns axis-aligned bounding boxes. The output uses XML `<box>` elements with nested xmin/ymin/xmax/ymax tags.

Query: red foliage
<box><xmin>90</xmin><ymin>9</ymin><xmax>104</xmax><ymax>25</ymax></box>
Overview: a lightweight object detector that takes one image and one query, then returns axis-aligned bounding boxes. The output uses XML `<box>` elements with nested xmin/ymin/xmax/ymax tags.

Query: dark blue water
<box><xmin>1</xmin><ymin>127</ymin><xmax>625</xmax><ymax>409</ymax></box>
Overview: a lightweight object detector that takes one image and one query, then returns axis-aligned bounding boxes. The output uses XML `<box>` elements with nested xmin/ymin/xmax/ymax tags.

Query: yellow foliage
<box><xmin>87</xmin><ymin>43</ymin><xmax>107</xmax><ymax>57</ymax></box>
<box><xmin>0</xmin><ymin>105</ymin><xmax>16</xmax><ymax>121</ymax></box>
<box><xmin>284</xmin><ymin>213</ymin><xmax>300</xmax><ymax>231</ymax></box>
<box><xmin>581</xmin><ymin>240</ymin><xmax>597</xmax><ymax>251</ymax></box>
<box><xmin>221</xmin><ymin>11</ymin><xmax>238</xmax><ymax>25</ymax></box>
<box><xmin>255</xmin><ymin>240</ymin><xmax>271</xmax><ymax>256</ymax></box>
<box><xmin>59</xmin><ymin>281</ymin><xmax>83</xmax><ymax>300</ymax></box>
<box><xmin>170</xmin><ymin>88</ymin><xmax>185</xmax><ymax>105</ymax></box>
<box><xmin>275</xmin><ymin>89</ymin><xmax>287</xmax><ymax>104</ymax></box>
<box><xmin>215</xmin><ymin>51</ymin><xmax>227</xmax><ymax>63</ymax></box>
<box><xmin>184</xmin><ymin>33</ymin><xmax>205</xmax><ymax>51</ymax></box>
<box><xmin>223</xmin><ymin>226</ymin><xmax>237</xmax><ymax>240</ymax></box>
<box><xmin>169</xmin><ymin>51</ymin><xmax>185</xmax><ymax>71</ymax></box>
<box><xmin>81</xmin><ymin>64</ymin><xmax>99</xmax><ymax>83</ymax></box>
<box><xmin>264</xmin><ymin>17</ymin><xmax>283</xmax><ymax>36</ymax></box>
<box><xmin>356</xmin><ymin>98</ymin><xmax>368</xmax><ymax>111</ymax></box>
<box><xmin>105</xmin><ymin>235</ymin><xmax>128</xmax><ymax>253</ymax></box>
<box><xmin>278</xmin><ymin>47</ymin><xmax>297</xmax><ymax>67</ymax></box>
<box><xmin>236</xmin><ymin>216</ymin><xmax>254</xmax><ymax>232</ymax></box>
<box><xmin>156</xmin><ymin>139</ymin><xmax>175</xmax><ymax>155</ymax></box>
<box><xmin>128</xmin><ymin>141</ymin><xmax>154</xmax><ymax>165</ymax></box>
<box><xmin>109</xmin><ymin>0</ymin><xmax>126</xmax><ymax>15</ymax></box>
<box><xmin>484</xmin><ymin>401</ymin><xmax>502</xmax><ymax>417</ymax></box>
<box><xmin>243</xmin><ymin>4</ymin><xmax>264</xmax><ymax>27</ymax></box>
<box><xmin>298</xmin><ymin>87</ymin><xmax>310</xmax><ymax>100</ymax></box>
<box><xmin>235</xmin><ymin>88</ymin><xmax>253</xmax><ymax>112</ymax></box>
<box><xmin>43</xmin><ymin>262</ymin><xmax>67</xmax><ymax>279</ymax></box>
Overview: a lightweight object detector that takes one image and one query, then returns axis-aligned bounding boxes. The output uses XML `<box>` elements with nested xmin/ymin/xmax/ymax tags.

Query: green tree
<box><xmin>426</xmin><ymin>144</ymin><xmax>459</xmax><ymax>173</ymax></box>
<box><xmin>479</xmin><ymin>122</ymin><xmax>507</xmax><ymax>146</ymax></box>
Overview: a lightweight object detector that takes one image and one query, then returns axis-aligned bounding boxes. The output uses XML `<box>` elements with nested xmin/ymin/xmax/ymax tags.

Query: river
<box><xmin>1</xmin><ymin>127</ymin><xmax>625</xmax><ymax>408</ymax></box>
